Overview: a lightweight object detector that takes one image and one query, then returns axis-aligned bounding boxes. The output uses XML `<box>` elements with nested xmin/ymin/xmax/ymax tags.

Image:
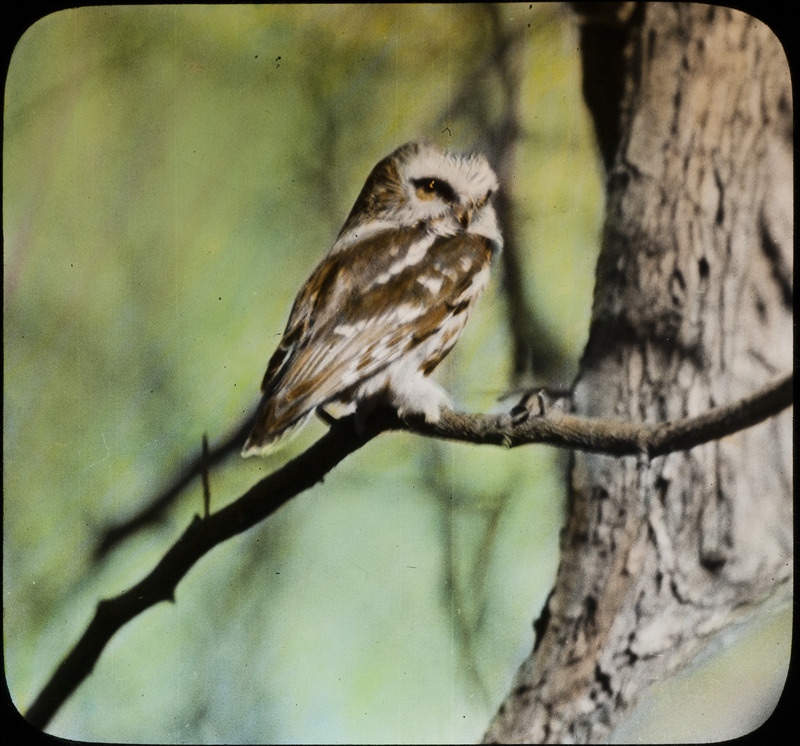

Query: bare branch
<box><xmin>406</xmin><ymin>373</ymin><xmax>792</xmax><ymax>459</ymax></box>
<box><xmin>26</xmin><ymin>372</ymin><xmax>791</xmax><ymax>729</ymax></box>
<box><xmin>25</xmin><ymin>413</ymin><xmax>382</xmax><ymax>731</ymax></box>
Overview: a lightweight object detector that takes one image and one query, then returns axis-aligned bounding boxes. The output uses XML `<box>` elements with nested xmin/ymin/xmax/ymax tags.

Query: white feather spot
<box><xmin>374</xmin><ymin>236</ymin><xmax>436</xmax><ymax>285</ymax></box>
<box><xmin>416</xmin><ymin>275</ymin><xmax>444</xmax><ymax>294</ymax></box>
<box><xmin>392</xmin><ymin>303</ymin><xmax>425</xmax><ymax>324</ymax></box>
<box><xmin>333</xmin><ymin>320</ymin><xmax>368</xmax><ymax>336</ymax></box>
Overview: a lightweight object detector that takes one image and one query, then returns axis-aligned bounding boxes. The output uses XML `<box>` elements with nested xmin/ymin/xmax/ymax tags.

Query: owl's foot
<box><xmin>510</xmin><ymin>387</ymin><xmax>570</xmax><ymax>426</ymax></box>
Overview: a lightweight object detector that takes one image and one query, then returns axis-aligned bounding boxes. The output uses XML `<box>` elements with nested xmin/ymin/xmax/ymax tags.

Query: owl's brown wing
<box><xmin>243</xmin><ymin>227</ymin><xmax>494</xmax><ymax>452</ymax></box>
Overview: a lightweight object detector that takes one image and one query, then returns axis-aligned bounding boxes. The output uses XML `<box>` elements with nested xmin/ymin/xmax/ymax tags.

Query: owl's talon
<box><xmin>510</xmin><ymin>389</ymin><xmax>550</xmax><ymax>426</ymax></box>
<box><xmin>510</xmin><ymin>404</ymin><xmax>529</xmax><ymax>425</ymax></box>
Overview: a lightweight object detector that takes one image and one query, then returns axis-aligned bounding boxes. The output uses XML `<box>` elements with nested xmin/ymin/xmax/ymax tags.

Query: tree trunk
<box><xmin>484</xmin><ymin>5</ymin><xmax>792</xmax><ymax>743</ymax></box>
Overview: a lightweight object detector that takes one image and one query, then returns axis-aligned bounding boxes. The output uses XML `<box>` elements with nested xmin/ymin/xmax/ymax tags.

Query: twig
<box><xmin>405</xmin><ymin>373</ymin><xmax>793</xmax><ymax>458</ymax></box>
<box><xmin>93</xmin><ymin>413</ymin><xmax>254</xmax><ymax>559</ymax></box>
<box><xmin>25</xmin><ymin>372</ymin><xmax>792</xmax><ymax>729</ymax></box>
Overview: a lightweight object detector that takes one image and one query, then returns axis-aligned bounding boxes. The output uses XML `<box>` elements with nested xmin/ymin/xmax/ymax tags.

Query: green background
<box><xmin>4</xmin><ymin>4</ymin><xmax>788</xmax><ymax>743</ymax></box>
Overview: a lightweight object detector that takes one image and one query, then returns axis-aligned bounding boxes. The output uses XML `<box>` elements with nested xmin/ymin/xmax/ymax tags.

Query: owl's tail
<box><xmin>240</xmin><ymin>397</ymin><xmax>311</xmax><ymax>457</ymax></box>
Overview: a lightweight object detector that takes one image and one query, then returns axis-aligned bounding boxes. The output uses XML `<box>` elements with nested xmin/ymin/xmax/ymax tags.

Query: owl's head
<box><xmin>338</xmin><ymin>142</ymin><xmax>502</xmax><ymax>250</ymax></box>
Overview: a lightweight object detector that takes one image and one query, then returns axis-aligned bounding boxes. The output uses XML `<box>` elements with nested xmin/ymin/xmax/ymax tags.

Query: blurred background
<box><xmin>4</xmin><ymin>4</ymin><xmax>787</xmax><ymax>744</ymax></box>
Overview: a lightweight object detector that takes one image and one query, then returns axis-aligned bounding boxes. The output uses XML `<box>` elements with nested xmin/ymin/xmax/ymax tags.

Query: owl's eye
<box><xmin>412</xmin><ymin>177</ymin><xmax>457</xmax><ymax>204</ymax></box>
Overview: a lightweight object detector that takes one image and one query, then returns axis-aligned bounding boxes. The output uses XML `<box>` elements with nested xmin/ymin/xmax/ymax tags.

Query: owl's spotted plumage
<box><xmin>242</xmin><ymin>142</ymin><xmax>502</xmax><ymax>456</ymax></box>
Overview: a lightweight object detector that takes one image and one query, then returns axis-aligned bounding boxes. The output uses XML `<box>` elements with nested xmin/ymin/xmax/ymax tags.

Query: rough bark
<box><xmin>484</xmin><ymin>5</ymin><xmax>792</xmax><ymax>743</ymax></box>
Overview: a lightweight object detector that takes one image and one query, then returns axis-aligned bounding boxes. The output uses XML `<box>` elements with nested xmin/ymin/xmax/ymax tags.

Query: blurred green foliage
<box><xmin>4</xmin><ymin>5</ymin><xmax>604</xmax><ymax>743</ymax></box>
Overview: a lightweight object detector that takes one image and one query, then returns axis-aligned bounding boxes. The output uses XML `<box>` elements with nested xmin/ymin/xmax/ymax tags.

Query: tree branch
<box><xmin>26</xmin><ymin>372</ymin><xmax>792</xmax><ymax>730</ymax></box>
<box><xmin>407</xmin><ymin>372</ymin><xmax>792</xmax><ymax>458</ymax></box>
<box><xmin>25</xmin><ymin>413</ymin><xmax>382</xmax><ymax>731</ymax></box>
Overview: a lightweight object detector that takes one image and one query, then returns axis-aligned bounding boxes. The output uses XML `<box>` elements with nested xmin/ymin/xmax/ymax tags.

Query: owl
<box><xmin>242</xmin><ymin>141</ymin><xmax>502</xmax><ymax>456</ymax></box>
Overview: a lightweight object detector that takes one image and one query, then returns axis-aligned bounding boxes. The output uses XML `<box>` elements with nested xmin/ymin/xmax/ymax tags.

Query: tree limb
<box><xmin>26</xmin><ymin>371</ymin><xmax>792</xmax><ymax>730</ymax></box>
<box><xmin>408</xmin><ymin>372</ymin><xmax>792</xmax><ymax>458</ymax></box>
<box><xmin>25</xmin><ymin>413</ymin><xmax>382</xmax><ymax>731</ymax></box>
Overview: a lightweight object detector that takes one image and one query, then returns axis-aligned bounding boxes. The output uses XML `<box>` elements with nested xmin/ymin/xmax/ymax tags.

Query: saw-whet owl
<box><xmin>242</xmin><ymin>141</ymin><xmax>502</xmax><ymax>456</ymax></box>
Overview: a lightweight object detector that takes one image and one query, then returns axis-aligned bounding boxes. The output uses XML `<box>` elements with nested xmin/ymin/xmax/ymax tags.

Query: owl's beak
<box><xmin>456</xmin><ymin>204</ymin><xmax>474</xmax><ymax>229</ymax></box>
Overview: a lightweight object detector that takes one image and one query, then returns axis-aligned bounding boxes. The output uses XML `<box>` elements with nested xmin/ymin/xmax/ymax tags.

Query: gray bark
<box><xmin>484</xmin><ymin>5</ymin><xmax>792</xmax><ymax>743</ymax></box>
